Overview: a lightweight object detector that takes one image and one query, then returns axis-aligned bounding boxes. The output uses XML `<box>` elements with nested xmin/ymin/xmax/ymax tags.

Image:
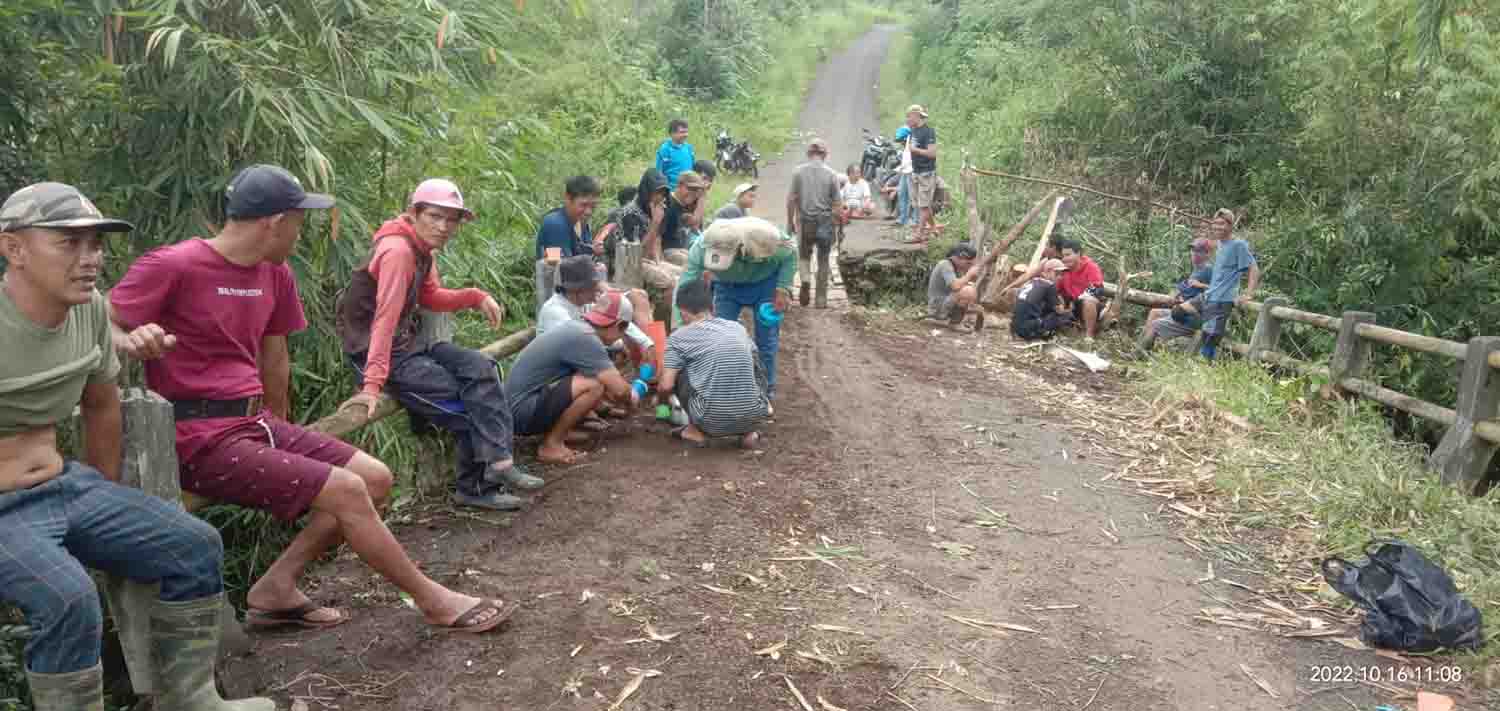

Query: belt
<box><xmin>172</xmin><ymin>396</ymin><xmax>265</xmax><ymax>421</ymax></box>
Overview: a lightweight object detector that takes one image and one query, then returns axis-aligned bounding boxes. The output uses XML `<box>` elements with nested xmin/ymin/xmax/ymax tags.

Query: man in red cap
<box><xmin>111</xmin><ymin>165</ymin><xmax>514</xmax><ymax>635</ymax></box>
<box><xmin>336</xmin><ymin>179</ymin><xmax>535</xmax><ymax>512</ymax></box>
<box><xmin>505</xmin><ymin>290</ymin><xmax>640</xmax><ymax>465</ymax></box>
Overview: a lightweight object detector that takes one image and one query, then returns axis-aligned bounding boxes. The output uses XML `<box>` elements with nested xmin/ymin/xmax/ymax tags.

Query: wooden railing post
<box><xmin>1432</xmin><ymin>337</ymin><xmax>1500</xmax><ymax>493</ymax></box>
<box><xmin>1248</xmin><ymin>297</ymin><xmax>1288</xmax><ymax>363</ymax></box>
<box><xmin>1330</xmin><ymin>311</ymin><xmax>1376</xmax><ymax>386</ymax></box>
<box><xmin>614</xmin><ymin>240</ymin><xmax>644</xmax><ymax>291</ymax></box>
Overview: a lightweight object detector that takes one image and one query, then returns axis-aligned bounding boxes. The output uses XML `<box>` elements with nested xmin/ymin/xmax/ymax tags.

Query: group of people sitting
<box><xmin>923</xmin><ymin>206</ymin><xmax>1258</xmax><ymax>356</ymax></box>
<box><xmin>0</xmin><ymin>137</ymin><xmax>805</xmax><ymax>709</ymax></box>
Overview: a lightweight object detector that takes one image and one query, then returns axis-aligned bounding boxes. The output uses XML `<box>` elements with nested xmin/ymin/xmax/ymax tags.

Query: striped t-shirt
<box><xmin>664</xmin><ymin>317</ymin><xmax>769</xmax><ymax>436</ymax></box>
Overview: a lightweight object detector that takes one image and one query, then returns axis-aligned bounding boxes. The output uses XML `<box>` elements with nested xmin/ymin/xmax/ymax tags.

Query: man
<box><xmin>335</xmin><ymin>178</ymin><xmax>536</xmax><ymax>513</ymax></box>
<box><xmin>892</xmin><ymin>123</ymin><xmax>915</xmax><ymax>225</ymax></box>
<box><xmin>608</xmin><ymin>168</ymin><xmax>681</xmax><ymax>292</ymax></box>
<box><xmin>655</xmin><ymin>118</ymin><xmax>694</xmax><ymax>190</ymax></box>
<box><xmin>715</xmin><ymin>183</ymin><xmax>758</xmax><ymax>221</ymax></box>
<box><xmin>786</xmin><ymin>138</ymin><xmax>841</xmax><ymax>308</ymax></box>
<box><xmin>926</xmin><ymin>243</ymin><xmax>993</xmax><ymax>332</ymax></box>
<box><xmin>538</xmin><ymin>255</ymin><xmax>657</xmax><ymax>367</ymax></box>
<box><xmin>1011</xmin><ymin>259</ymin><xmax>1072</xmax><ymax>341</ymax></box>
<box><xmin>535</xmin><ymin>175</ymin><xmax>601</xmax><ymax>260</ymax></box>
<box><xmin>906</xmin><ymin>105</ymin><xmax>940</xmax><ymax>243</ymax></box>
<box><xmin>660</xmin><ymin>279</ymin><xmax>769</xmax><ymax>449</ymax></box>
<box><xmin>507</xmin><ymin>290</ymin><xmax>639</xmax><ymax>465</ymax></box>
<box><xmin>662</xmin><ymin>170</ymin><xmax>708</xmax><ymax>266</ymax></box>
<box><xmin>678</xmin><ymin>216</ymin><xmax>796</xmax><ymax>399</ymax></box>
<box><xmin>0</xmin><ymin>183</ymin><xmax>273</xmax><ymax>711</ymax></box>
<box><xmin>1056</xmin><ymin>240</ymin><xmax>1106</xmax><ymax>340</ymax></box>
<box><xmin>1138</xmin><ymin>237</ymin><xmax>1216</xmax><ymax>353</ymax></box>
<box><xmin>1196</xmin><ymin>209</ymin><xmax>1259</xmax><ymax>360</ymax></box>
<box><xmin>111</xmin><ymin>165</ymin><xmax>512</xmax><ymax>635</ymax></box>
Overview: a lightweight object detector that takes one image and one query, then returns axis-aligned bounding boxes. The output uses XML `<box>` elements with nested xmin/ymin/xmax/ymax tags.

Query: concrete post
<box><xmin>615</xmin><ymin>241</ymin><xmax>644</xmax><ymax>290</ymax></box>
<box><xmin>1330</xmin><ymin>311</ymin><xmax>1376</xmax><ymax>387</ymax></box>
<box><xmin>534</xmin><ymin>258</ymin><xmax>558</xmax><ymax>319</ymax></box>
<box><xmin>1248</xmin><ymin>297</ymin><xmax>1289</xmax><ymax>363</ymax></box>
<box><xmin>1433</xmin><ymin>337</ymin><xmax>1500</xmax><ymax>493</ymax></box>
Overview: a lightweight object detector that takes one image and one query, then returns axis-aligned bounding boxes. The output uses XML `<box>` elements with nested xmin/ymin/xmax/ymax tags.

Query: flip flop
<box><xmin>430</xmin><ymin>599</ymin><xmax>518</xmax><ymax>635</ymax></box>
<box><xmin>247</xmin><ymin>602</ymin><xmax>350</xmax><ymax>630</ymax></box>
<box><xmin>671</xmin><ymin>426</ymin><xmax>708</xmax><ymax>448</ymax></box>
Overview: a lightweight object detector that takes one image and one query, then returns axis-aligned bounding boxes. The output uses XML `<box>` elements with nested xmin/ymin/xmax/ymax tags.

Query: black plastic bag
<box><xmin>1321</xmin><ymin>539</ymin><xmax>1483</xmax><ymax>653</ymax></box>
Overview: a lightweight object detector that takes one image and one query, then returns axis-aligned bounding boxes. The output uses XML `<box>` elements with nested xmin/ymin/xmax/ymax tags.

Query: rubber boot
<box><xmin>798</xmin><ymin>283</ymin><xmax>810</xmax><ymax>307</ymax></box>
<box><xmin>150</xmin><ymin>594</ymin><xmax>275</xmax><ymax>711</ymax></box>
<box><xmin>27</xmin><ymin>664</ymin><xmax>105</xmax><ymax>711</ymax></box>
<box><xmin>814</xmin><ymin>269</ymin><xmax>829</xmax><ymax>309</ymax></box>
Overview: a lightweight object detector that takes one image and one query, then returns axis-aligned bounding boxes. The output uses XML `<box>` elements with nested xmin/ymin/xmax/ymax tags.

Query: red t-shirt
<box><xmin>1056</xmin><ymin>255</ymin><xmax>1103</xmax><ymax>302</ymax></box>
<box><xmin>110</xmin><ymin>239</ymin><xmax>307</xmax><ymax>463</ymax></box>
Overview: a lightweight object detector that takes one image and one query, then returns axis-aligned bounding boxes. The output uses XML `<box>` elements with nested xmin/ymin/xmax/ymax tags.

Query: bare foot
<box><xmin>564</xmin><ymin>430</ymin><xmax>593</xmax><ymax>446</ymax></box>
<box><xmin>538</xmin><ymin>444</ymin><xmax>586</xmax><ymax>465</ymax></box>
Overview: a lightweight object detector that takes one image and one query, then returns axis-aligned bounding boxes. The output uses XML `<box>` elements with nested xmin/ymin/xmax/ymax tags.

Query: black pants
<box><xmin>352</xmin><ymin>342</ymin><xmax>514</xmax><ymax>497</ymax></box>
<box><xmin>1013</xmin><ymin>312</ymin><xmax>1072</xmax><ymax>341</ymax></box>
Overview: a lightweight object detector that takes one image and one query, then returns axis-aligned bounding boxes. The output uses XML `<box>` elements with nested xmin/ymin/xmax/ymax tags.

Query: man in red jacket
<box><xmin>1055</xmin><ymin>240</ymin><xmax>1106</xmax><ymax>340</ymax></box>
<box><xmin>337</xmin><ymin>179</ymin><xmax>539</xmax><ymax>512</ymax></box>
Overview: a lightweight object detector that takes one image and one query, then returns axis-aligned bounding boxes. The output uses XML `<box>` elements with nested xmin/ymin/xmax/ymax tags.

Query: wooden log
<box><xmin>1330</xmin><ymin>311</ymin><xmax>1376</xmax><ymax>387</ymax></box>
<box><xmin>978</xmin><ymin>193</ymin><xmax>1056</xmax><ymax>310</ymax></box>
<box><xmin>1353</xmin><ymin>322</ymin><xmax>1466</xmax><ymax>361</ymax></box>
<box><xmin>1027</xmin><ymin>196</ymin><xmax>1074</xmax><ymax>269</ymax></box>
<box><xmin>307</xmin><ymin>327</ymin><xmax>536</xmax><ymax>440</ymax></box>
<box><xmin>1098</xmin><ymin>283</ymin><xmax>1174</xmax><ymax>308</ymax></box>
<box><xmin>1267</xmin><ymin>305</ymin><xmax>1340</xmax><ymax>332</ymax></box>
<box><xmin>1433</xmin><ymin>337</ymin><xmax>1500</xmax><ymax>493</ymax></box>
<box><xmin>968</xmin><ymin>167</ymin><xmax>1210</xmax><ymax>224</ymax></box>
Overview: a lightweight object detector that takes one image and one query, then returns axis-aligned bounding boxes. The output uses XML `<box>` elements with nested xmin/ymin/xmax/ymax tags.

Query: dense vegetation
<box><xmin>894</xmin><ymin>0</ymin><xmax>1499</xmax><ymax>421</ymax></box>
<box><xmin>0</xmin><ymin>0</ymin><xmax>890</xmax><ymax>706</ymax></box>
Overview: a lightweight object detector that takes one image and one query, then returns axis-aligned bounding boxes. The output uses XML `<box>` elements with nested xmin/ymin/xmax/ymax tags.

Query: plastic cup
<box><xmin>757</xmin><ymin>302</ymin><xmax>784</xmax><ymax>327</ymax></box>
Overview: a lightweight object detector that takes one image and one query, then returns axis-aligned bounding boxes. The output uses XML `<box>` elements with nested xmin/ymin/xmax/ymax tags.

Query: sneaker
<box><xmin>487</xmin><ymin>462</ymin><xmax>545</xmax><ymax>490</ymax></box>
<box><xmin>452</xmin><ymin>489</ymin><xmax>525</xmax><ymax>511</ymax></box>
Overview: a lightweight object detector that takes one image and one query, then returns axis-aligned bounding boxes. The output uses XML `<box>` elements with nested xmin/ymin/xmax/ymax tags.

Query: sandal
<box><xmin>670</xmin><ymin>426</ymin><xmax>708</xmax><ymax>448</ymax></box>
<box><xmin>430</xmin><ymin>599</ymin><xmax>518</xmax><ymax>635</ymax></box>
<box><xmin>247</xmin><ymin>602</ymin><xmax>350</xmax><ymax>630</ymax></box>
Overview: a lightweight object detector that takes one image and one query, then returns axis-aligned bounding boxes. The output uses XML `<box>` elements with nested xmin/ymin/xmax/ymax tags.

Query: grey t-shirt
<box><xmin>714</xmin><ymin>203</ymin><xmax>746</xmax><ymax>221</ymax></box>
<box><xmin>790</xmin><ymin>161</ymin><xmax>840</xmax><ymax>219</ymax></box>
<box><xmin>665</xmin><ymin>317</ymin><xmax>767</xmax><ymax>436</ymax></box>
<box><xmin>505</xmin><ymin>319</ymin><xmax>614</xmax><ymax>401</ymax></box>
<box><xmin>926</xmin><ymin>259</ymin><xmax>958</xmax><ymax>318</ymax></box>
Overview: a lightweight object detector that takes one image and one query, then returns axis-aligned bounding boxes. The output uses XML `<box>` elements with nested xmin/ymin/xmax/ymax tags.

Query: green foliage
<box><xmin>1136</xmin><ymin>352</ymin><xmax>1500</xmax><ymax>662</ymax></box>
<box><xmin>903</xmin><ymin>0</ymin><xmax>1500</xmax><ymax>421</ymax></box>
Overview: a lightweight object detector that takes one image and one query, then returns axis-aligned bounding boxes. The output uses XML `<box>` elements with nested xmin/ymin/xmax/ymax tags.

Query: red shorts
<box><xmin>181</xmin><ymin>415</ymin><xmax>358</xmax><ymax>522</ymax></box>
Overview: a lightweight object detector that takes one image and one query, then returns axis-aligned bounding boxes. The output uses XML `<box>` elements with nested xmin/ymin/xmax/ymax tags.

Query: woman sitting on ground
<box><xmin>658</xmin><ymin>279</ymin><xmax>770</xmax><ymax>449</ymax></box>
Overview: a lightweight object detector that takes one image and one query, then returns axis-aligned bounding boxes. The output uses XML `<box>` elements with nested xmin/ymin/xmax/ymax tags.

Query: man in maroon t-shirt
<box><xmin>110</xmin><ymin>165</ymin><xmax>513</xmax><ymax>635</ymax></box>
<box><xmin>1055</xmin><ymin>240</ymin><xmax>1106</xmax><ymax>340</ymax></box>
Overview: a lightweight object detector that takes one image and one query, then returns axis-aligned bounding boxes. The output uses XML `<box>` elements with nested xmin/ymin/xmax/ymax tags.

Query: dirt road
<box><xmin>227</xmin><ymin>28</ymin><xmax>1418</xmax><ymax>711</ymax></box>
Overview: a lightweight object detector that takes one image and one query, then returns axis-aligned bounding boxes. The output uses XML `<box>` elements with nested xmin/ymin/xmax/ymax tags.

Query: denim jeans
<box><xmin>0</xmin><ymin>463</ymin><xmax>223</xmax><ymax>673</ymax></box>
<box><xmin>713</xmin><ymin>274</ymin><xmax>782</xmax><ymax>397</ymax></box>
<box><xmin>351</xmin><ymin>342</ymin><xmax>514</xmax><ymax>497</ymax></box>
<box><xmin>897</xmin><ymin>173</ymin><xmax>914</xmax><ymax>226</ymax></box>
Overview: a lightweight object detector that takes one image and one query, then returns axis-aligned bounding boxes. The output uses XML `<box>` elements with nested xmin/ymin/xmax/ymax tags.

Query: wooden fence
<box><xmin>1101</xmin><ymin>284</ymin><xmax>1500</xmax><ymax>494</ymax></box>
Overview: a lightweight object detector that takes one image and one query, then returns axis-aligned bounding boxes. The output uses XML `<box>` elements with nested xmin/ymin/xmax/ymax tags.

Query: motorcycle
<box><xmin>728</xmin><ymin>140</ymin><xmax>760</xmax><ymax>177</ymax></box>
<box><xmin>860</xmin><ymin>128</ymin><xmax>901</xmax><ymax>185</ymax></box>
<box><xmin>714</xmin><ymin>129</ymin><xmax>734</xmax><ymax>172</ymax></box>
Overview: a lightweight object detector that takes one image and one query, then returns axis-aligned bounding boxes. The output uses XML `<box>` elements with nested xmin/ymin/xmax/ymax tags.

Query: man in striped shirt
<box><xmin>658</xmin><ymin>279</ymin><xmax>769</xmax><ymax>449</ymax></box>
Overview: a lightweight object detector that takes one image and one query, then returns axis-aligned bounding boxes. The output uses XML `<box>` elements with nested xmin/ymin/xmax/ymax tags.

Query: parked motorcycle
<box><xmin>728</xmin><ymin>140</ymin><xmax>760</xmax><ymax>177</ymax></box>
<box><xmin>714</xmin><ymin>129</ymin><xmax>734</xmax><ymax>172</ymax></box>
<box><xmin>860</xmin><ymin>128</ymin><xmax>901</xmax><ymax>185</ymax></box>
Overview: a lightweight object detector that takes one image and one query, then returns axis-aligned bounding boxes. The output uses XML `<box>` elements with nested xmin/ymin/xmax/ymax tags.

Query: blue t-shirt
<box><xmin>1203</xmin><ymin>239</ymin><xmax>1255</xmax><ymax>302</ymax></box>
<box><xmin>1177</xmin><ymin>265</ymin><xmax>1214</xmax><ymax>300</ymax></box>
<box><xmin>656</xmin><ymin>140</ymin><xmax>696</xmax><ymax>189</ymax></box>
<box><xmin>535</xmin><ymin>207</ymin><xmax>591</xmax><ymax>260</ymax></box>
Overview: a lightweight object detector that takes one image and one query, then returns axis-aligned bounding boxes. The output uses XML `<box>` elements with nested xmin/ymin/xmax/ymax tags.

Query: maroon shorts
<box><xmin>181</xmin><ymin>415</ymin><xmax>358</xmax><ymax>522</ymax></box>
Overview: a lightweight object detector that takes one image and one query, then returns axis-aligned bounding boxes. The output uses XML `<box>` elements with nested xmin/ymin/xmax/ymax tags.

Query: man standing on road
<box><xmin>656</xmin><ymin>118</ymin><xmax>695</xmax><ymax>190</ymax></box>
<box><xmin>534</xmin><ymin>175</ymin><xmax>601</xmax><ymax>260</ymax></box>
<box><xmin>786</xmin><ymin>138</ymin><xmax>841</xmax><ymax>308</ymax></box>
<box><xmin>335</xmin><ymin>178</ymin><xmax>537</xmax><ymax>512</ymax></box>
<box><xmin>0</xmin><ymin>182</ymin><xmax>276</xmax><ymax>711</ymax></box>
<box><xmin>1197</xmin><ymin>209</ymin><xmax>1259</xmax><ymax>360</ymax></box>
<box><xmin>111</xmin><ymin>164</ymin><xmax>514</xmax><ymax>635</ymax></box>
<box><xmin>906</xmin><ymin>105</ymin><xmax>940</xmax><ymax>244</ymax></box>
<box><xmin>926</xmin><ymin>243</ymin><xmax>993</xmax><ymax>332</ymax></box>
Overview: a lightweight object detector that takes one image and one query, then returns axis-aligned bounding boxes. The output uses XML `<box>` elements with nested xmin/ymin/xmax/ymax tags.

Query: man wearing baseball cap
<box><xmin>786</xmin><ymin>138</ymin><xmax>841</xmax><ymax>308</ymax></box>
<box><xmin>905</xmin><ymin>104</ymin><xmax>940</xmax><ymax>244</ymax></box>
<box><xmin>714</xmin><ymin>183</ymin><xmax>758</xmax><ymax>221</ymax></box>
<box><xmin>506</xmin><ymin>290</ymin><xmax>641</xmax><ymax>465</ymax></box>
<box><xmin>678</xmin><ymin>216</ymin><xmax>796</xmax><ymax>398</ymax></box>
<box><xmin>336</xmin><ymin>179</ymin><xmax>534</xmax><ymax>512</ymax></box>
<box><xmin>0</xmin><ymin>183</ymin><xmax>274</xmax><ymax>710</ymax></box>
<box><xmin>112</xmin><ymin>165</ymin><xmax>515</xmax><ymax>635</ymax></box>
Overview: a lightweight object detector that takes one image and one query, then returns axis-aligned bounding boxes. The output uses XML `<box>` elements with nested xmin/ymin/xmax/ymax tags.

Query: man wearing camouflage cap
<box><xmin>0</xmin><ymin>182</ymin><xmax>273</xmax><ymax>710</ymax></box>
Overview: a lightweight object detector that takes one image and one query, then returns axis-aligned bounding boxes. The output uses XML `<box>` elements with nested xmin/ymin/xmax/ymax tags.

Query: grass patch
<box><xmin>1135</xmin><ymin>351</ymin><xmax>1500</xmax><ymax>665</ymax></box>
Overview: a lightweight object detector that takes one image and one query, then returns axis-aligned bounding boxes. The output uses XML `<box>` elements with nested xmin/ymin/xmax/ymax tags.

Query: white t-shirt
<box><xmin>898</xmin><ymin>138</ymin><xmax>914</xmax><ymax>174</ymax></box>
<box><xmin>842</xmin><ymin>179</ymin><xmax>872</xmax><ymax>209</ymax></box>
